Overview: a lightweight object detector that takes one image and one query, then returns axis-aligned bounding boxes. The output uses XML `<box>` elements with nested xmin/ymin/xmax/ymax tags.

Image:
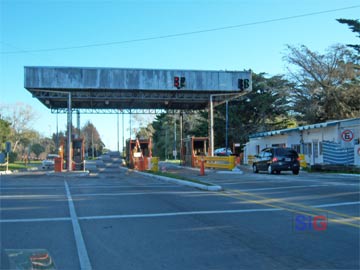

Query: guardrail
<box><xmin>195</xmin><ymin>156</ymin><xmax>236</xmax><ymax>170</ymax></box>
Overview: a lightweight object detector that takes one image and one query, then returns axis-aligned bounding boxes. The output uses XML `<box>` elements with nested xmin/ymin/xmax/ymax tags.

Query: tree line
<box><xmin>0</xmin><ymin>104</ymin><xmax>104</xmax><ymax>162</ymax></box>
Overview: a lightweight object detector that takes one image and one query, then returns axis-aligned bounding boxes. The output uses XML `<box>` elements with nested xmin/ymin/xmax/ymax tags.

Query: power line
<box><xmin>1</xmin><ymin>5</ymin><xmax>359</xmax><ymax>54</ymax></box>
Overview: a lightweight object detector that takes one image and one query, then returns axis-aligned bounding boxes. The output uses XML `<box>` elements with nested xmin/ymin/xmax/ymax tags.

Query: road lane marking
<box><xmin>0</xmin><ymin>217</ymin><xmax>71</xmax><ymax>223</ymax></box>
<box><xmin>78</xmin><ymin>208</ymin><xmax>281</xmax><ymax>220</ymax></box>
<box><xmin>0</xmin><ymin>201</ymin><xmax>358</xmax><ymax>224</ymax></box>
<box><xmin>314</xmin><ymin>201</ymin><xmax>360</xmax><ymax>208</ymax></box>
<box><xmin>227</xmin><ymin>189</ymin><xmax>360</xmax><ymax>219</ymax></box>
<box><xmin>72</xmin><ymin>191</ymin><xmax>208</xmax><ymax>197</ymax></box>
<box><xmin>64</xmin><ymin>181</ymin><xmax>92</xmax><ymax>270</ymax></box>
<box><xmin>222</xmin><ymin>190</ymin><xmax>360</xmax><ymax>228</ymax></box>
<box><xmin>239</xmin><ymin>184</ymin><xmax>328</xmax><ymax>192</ymax></box>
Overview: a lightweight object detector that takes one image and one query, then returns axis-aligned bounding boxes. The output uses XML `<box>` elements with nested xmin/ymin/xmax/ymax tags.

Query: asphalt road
<box><xmin>1</xmin><ymin>158</ymin><xmax>359</xmax><ymax>270</ymax></box>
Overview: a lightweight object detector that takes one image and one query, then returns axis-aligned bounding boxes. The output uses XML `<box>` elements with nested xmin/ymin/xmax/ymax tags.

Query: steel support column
<box><xmin>67</xmin><ymin>92</ymin><xmax>72</xmax><ymax>172</ymax></box>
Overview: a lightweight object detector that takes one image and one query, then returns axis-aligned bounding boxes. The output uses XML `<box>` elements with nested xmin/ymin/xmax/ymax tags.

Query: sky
<box><xmin>1</xmin><ymin>0</ymin><xmax>359</xmax><ymax>151</ymax></box>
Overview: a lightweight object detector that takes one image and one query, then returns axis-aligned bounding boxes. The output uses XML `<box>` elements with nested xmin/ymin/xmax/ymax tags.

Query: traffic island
<box><xmin>134</xmin><ymin>170</ymin><xmax>223</xmax><ymax>191</ymax></box>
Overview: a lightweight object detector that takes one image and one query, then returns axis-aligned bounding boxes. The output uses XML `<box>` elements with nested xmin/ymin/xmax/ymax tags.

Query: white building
<box><xmin>244</xmin><ymin>118</ymin><xmax>360</xmax><ymax>166</ymax></box>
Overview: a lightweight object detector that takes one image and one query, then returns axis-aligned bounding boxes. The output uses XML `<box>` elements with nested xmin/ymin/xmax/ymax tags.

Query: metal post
<box><xmin>129</xmin><ymin>109</ymin><xmax>131</xmax><ymax>140</ymax></box>
<box><xmin>174</xmin><ymin>119</ymin><xmax>177</xmax><ymax>160</ymax></box>
<box><xmin>117</xmin><ymin>112</ymin><xmax>119</xmax><ymax>152</ymax></box>
<box><xmin>210</xmin><ymin>95</ymin><xmax>214</xmax><ymax>156</ymax></box>
<box><xmin>56</xmin><ymin>112</ymin><xmax>59</xmax><ymax>150</ymax></box>
<box><xmin>122</xmin><ymin>112</ymin><xmax>124</xmax><ymax>157</ymax></box>
<box><xmin>67</xmin><ymin>92</ymin><xmax>72</xmax><ymax>172</ymax></box>
<box><xmin>180</xmin><ymin>112</ymin><xmax>183</xmax><ymax>165</ymax></box>
<box><xmin>76</xmin><ymin>110</ymin><xmax>80</xmax><ymax>138</ymax></box>
<box><xmin>226</xmin><ymin>100</ymin><xmax>228</xmax><ymax>154</ymax></box>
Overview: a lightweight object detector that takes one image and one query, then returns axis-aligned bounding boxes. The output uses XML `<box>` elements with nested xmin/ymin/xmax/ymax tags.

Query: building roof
<box><xmin>249</xmin><ymin>118</ymin><xmax>360</xmax><ymax>139</ymax></box>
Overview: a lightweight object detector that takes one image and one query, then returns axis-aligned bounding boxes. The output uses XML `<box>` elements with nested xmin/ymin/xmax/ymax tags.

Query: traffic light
<box><xmin>174</xmin><ymin>76</ymin><xmax>180</xmax><ymax>89</ymax></box>
<box><xmin>180</xmin><ymin>77</ymin><xmax>186</xmax><ymax>88</ymax></box>
<box><xmin>238</xmin><ymin>79</ymin><xmax>244</xmax><ymax>90</ymax></box>
<box><xmin>238</xmin><ymin>78</ymin><xmax>250</xmax><ymax>91</ymax></box>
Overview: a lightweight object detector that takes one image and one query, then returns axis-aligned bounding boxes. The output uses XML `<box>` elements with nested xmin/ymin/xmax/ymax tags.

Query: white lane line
<box><xmin>1</xmin><ymin>201</ymin><xmax>359</xmax><ymax>224</ymax></box>
<box><xmin>78</xmin><ymin>208</ymin><xmax>281</xmax><ymax>221</ymax></box>
<box><xmin>314</xmin><ymin>201</ymin><xmax>360</xmax><ymax>208</ymax></box>
<box><xmin>1</xmin><ymin>186</ymin><xmax>64</xmax><ymax>190</ymax></box>
<box><xmin>238</xmin><ymin>184</ymin><xmax>328</xmax><ymax>192</ymax></box>
<box><xmin>0</xmin><ymin>217</ymin><xmax>70</xmax><ymax>223</ymax></box>
<box><xmin>73</xmin><ymin>191</ymin><xmax>208</xmax><ymax>197</ymax></box>
<box><xmin>0</xmin><ymin>194</ymin><xmax>66</xmax><ymax>199</ymax></box>
<box><xmin>64</xmin><ymin>181</ymin><xmax>92</xmax><ymax>270</ymax></box>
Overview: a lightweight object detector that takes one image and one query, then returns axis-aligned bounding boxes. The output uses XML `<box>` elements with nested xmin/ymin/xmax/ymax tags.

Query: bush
<box><xmin>8</xmin><ymin>152</ymin><xmax>18</xmax><ymax>163</ymax></box>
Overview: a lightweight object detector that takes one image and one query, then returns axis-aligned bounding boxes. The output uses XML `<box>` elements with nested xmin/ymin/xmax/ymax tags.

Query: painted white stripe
<box><xmin>314</xmin><ymin>201</ymin><xmax>360</xmax><ymax>208</ymax></box>
<box><xmin>0</xmin><ymin>194</ymin><xmax>65</xmax><ymax>199</ymax></box>
<box><xmin>64</xmin><ymin>181</ymin><xmax>92</xmax><ymax>270</ymax></box>
<box><xmin>1</xmin><ymin>186</ymin><xmax>64</xmax><ymax>190</ymax></box>
<box><xmin>1</xmin><ymin>201</ymin><xmax>358</xmax><ymax>224</ymax></box>
<box><xmin>78</xmin><ymin>208</ymin><xmax>281</xmax><ymax>221</ymax></box>
<box><xmin>73</xmin><ymin>191</ymin><xmax>207</xmax><ymax>197</ymax></box>
<box><xmin>0</xmin><ymin>217</ymin><xmax>70</xmax><ymax>223</ymax></box>
<box><xmin>0</xmin><ymin>191</ymin><xmax>208</xmax><ymax>199</ymax></box>
<box><xmin>238</xmin><ymin>184</ymin><xmax>328</xmax><ymax>192</ymax></box>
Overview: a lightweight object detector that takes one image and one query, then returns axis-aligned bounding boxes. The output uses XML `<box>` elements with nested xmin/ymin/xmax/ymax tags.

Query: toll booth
<box><xmin>73</xmin><ymin>138</ymin><xmax>85</xmax><ymax>170</ymax></box>
<box><xmin>126</xmin><ymin>138</ymin><xmax>152</xmax><ymax>170</ymax></box>
<box><xmin>181</xmin><ymin>137</ymin><xmax>209</xmax><ymax>167</ymax></box>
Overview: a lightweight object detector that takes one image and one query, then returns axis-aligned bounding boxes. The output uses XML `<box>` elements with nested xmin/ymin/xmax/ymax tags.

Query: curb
<box><xmin>46</xmin><ymin>171</ymin><xmax>90</xmax><ymax>177</ymax></box>
<box><xmin>0</xmin><ymin>170</ymin><xmax>12</xmax><ymax>175</ymax></box>
<box><xmin>134</xmin><ymin>170</ymin><xmax>223</xmax><ymax>191</ymax></box>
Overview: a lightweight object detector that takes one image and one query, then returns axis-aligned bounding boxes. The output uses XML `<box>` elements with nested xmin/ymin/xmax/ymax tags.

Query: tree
<box><xmin>337</xmin><ymin>18</ymin><xmax>360</xmax><ymax>55</ymax></box>
<box><xmin>81</xmin><ymin>121</ymin><xmax>104</xmax><ymax>157</ymax></box>
<box><xmin>31</xmin><ymin>143</ymin><xmax>45</xmax><ymax>158</ymax></box>
<box><xmin>0</xmin><ymin>117</ymin><xmax>11</xmax><ymax>151</ymax></box>
<box><xmin>0</xmin><ymin>103</ymin><xmax>39</xmax><ymax>152</ymax></box>
<box><xmin>284</xmin><ymin>44</ymin><xmax>360</xmax><ymax>123</ymax></box>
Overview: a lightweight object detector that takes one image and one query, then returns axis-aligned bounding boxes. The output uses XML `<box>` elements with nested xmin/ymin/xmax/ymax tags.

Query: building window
<box><xmin>313</xmin><ymin>142</ymin><xmax>319</xmax><ymax>158</ymax></box>
<box><xmin>303</xmin><ymin>143</ymin><xmax>312</xmax><ymax>156</ymax></box>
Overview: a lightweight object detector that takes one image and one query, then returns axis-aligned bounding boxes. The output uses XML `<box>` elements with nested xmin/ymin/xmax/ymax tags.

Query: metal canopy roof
<box><xmin>24</xmin><ymin>66</ymin><xmax>252</xmax><ymax>113</ymax></box>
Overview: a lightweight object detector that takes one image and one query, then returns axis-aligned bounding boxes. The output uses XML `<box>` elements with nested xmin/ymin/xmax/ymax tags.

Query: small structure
<box><xmin>126</xmin><ymin>138</ymin><xmax>153</xmax><ymax>171</ymax></box>
<box><xmin>244</xmin><ymin>118</ymin><xmax>360</xmax><ymax>166</ymax></box>
<box><xmin>181</xmin><ymin>137</ymin><xmax>209</xmax><ymax>167</ymax></box>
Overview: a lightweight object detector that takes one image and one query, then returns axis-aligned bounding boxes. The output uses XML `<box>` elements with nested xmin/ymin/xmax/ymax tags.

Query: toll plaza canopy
<box><xmin>24</xmin><ymin>66</ymin><xmax>252</xmax><ymax>113</ymax></box>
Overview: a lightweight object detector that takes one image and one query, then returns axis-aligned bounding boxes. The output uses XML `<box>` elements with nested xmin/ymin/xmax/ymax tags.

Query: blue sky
<box><xmin>1</xmin><ymin>0</ymin><xmax>359</xmax><ymax>151</ymax></box>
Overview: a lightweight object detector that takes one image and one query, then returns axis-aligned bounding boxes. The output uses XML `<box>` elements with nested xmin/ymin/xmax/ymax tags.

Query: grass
<box><xmin>145</xmin><ymin>170</ymin><xmax>213</xmax><ymax>186</ymax></box>
<box><xmin>0</xmin><ymin>161</ymin><xmax>41</xmax><ymax>171</ymax></box>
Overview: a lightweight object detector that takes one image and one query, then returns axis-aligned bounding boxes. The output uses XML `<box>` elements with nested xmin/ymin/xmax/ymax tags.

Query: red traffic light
<box><xmin>174</xmin><ymin>76</ymin><xmax>180</xmax><ymax>89</ymax></box>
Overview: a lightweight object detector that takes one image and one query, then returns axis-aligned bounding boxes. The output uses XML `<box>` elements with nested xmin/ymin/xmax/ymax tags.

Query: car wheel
<box><xmin>292</xmin><ymin>169</ymin><xmax>299</xmax><ymax>175</ymax></box>
<box><xmin>268</xmin><ymin>165</ymin><xmax>274</xmax><ymax>174</ymax></box>
<box><xmin>276</xmin><ymin>170</ymin><xmax>281</xmax><ymax>174</ymax></box>
<box><xmin>253</xmin><ymin>164</ymin><xmax>259</xmax><ymax>173</ymax></box>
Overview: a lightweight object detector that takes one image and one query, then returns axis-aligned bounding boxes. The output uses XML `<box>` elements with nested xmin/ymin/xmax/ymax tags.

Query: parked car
<box><xmin>42</xmin><ymin>154</ymin><xmax>60</xmax><ymax>170</ymax></box>
<box><xmin>214</xmin><ymin>148</ymin><xmax>232</xmax><ymax>156</ymax></box>
<box><xmin>252</xmin><ymin>147</ymin><xmax>300</xmax><ymax>175</ymax></box>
